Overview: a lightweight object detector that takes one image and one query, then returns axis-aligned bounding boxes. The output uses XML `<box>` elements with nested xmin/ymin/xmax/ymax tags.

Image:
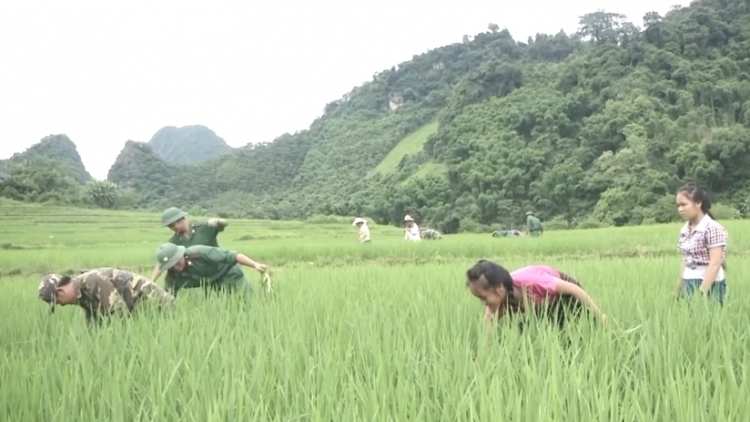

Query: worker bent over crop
<box><xmin>420</xmin><ymin>229</ymin><xmax>443</xmax><ymax>240</ymax></box>
<box><xmin>525</xmin><ymin>211</ymin><xmax>543</xmax><ymax>237</ymax></box>
<box><xmin>465</xmin><ymin>260</ymin><xmax>606</xmax><ymax>329</ymax></box>
<box><xmin>156</xmin><ymin>243</ymin><xmax>270</xmax><ymax>296</ymax></box>
<box><xmin>152</xmin><ymin>207</ymin><xmax>229</xmax><ymax>285</ymax></box>
<box><xmin>38</xmin><ymin>268</ymin><xmax>176</xmax><ymax>327</ymax></box>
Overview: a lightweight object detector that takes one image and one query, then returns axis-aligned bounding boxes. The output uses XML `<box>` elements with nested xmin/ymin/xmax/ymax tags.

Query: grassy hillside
<box><xmin>371</xmin><ymin>121</ymin><xmax>439</xmax><ymax>175</ymax></box>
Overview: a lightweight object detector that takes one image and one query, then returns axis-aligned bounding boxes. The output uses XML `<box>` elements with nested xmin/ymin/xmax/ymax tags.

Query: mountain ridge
<box><xmin>146</xmin><ymin>125</ymin><xmax>234</xmax><ymax>165</ymax></box>
<box><xmin>6</xmin><ymin>0</ymin><xmax>750</xmax><ymax>232</ymax></box>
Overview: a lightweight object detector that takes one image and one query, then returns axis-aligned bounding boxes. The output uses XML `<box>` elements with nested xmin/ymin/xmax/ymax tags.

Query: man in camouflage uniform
<box><xmin>155</xmin><ymin>243</ymin><xmax>270</xmax><ymax>297</ymax></box>
<box><xmin>151</xmin><ymin>207</ymin><xmax>229</xmax><ymax>287</ymax></box>
<box><xmin>38</xmin><ymin>268</ymin><xmax>175</xmax><ymax>327</ymax></box>
<box><xmin>420</xmin><ymin>229</ymin><xmax>443</xmax><ymax>240</ymax></box>
<box><xmin>525</xmin><ymin>211</ymin><xmax>544</xmax><ymax>237</ymax></box>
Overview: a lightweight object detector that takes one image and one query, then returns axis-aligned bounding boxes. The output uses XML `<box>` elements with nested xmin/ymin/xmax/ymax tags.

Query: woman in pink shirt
<box><xmin>466</xmin><ymin>260</ymin><xmax>607</xmax><ymax>328</ymax></box>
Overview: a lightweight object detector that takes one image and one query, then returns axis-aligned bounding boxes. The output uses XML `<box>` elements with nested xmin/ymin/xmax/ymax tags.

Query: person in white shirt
<box><xmin>352</xmin><ymin>217</ymin><xmax>371</xmax><ymax>243</ymax></box>
<box><xmin>403</xmin><ymin>215</ymin><xmax>421</xmax><ymax>241</ymax></box>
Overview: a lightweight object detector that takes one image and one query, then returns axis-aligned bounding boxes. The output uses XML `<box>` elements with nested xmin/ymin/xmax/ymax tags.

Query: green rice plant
<box><xmin>0</xmin><ymin>200</ymin><xmax>748</xmax><ymax>420</ymax></box>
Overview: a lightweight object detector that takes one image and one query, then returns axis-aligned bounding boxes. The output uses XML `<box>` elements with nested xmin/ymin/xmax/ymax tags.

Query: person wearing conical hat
<box><xmin>403</xmin><ymin>214</ymin><xmax>421</xmax><ymax>241</ymax></box>
<box><xmin>525</xmin><ymin>211</ymin><xmax>543</xmax><ymax>237</ymax></box>
<box><xmin>151</xmin><ymin>207</ymin><xmax>229</xmax><ymax>286</ymax></box>
<box><xmin>155</xmin><ymin>243</ymin><xmax>269</xmax><ymax>296</ymax></box>
<box><xmin>37</xmin><ymin>268</ymin><xmax>175</xmax><ymax>327</ymax></box>
<box><xmin>352</xmin><ymin>217</ymin><xmax>371</xmax><ymax>243</ymax></box>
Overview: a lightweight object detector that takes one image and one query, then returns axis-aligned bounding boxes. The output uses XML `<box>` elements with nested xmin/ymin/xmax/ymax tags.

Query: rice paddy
<box><xmin>1</xmin><ymin>198</ymin><xmax>749</xmax><ymax>421</ymax></box>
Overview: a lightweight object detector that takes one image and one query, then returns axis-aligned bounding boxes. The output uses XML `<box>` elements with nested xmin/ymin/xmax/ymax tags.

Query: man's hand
<box><xmin>254</xmin><ymin>263</ymin><xmax>268</xmax><ymax>273</ymax></box>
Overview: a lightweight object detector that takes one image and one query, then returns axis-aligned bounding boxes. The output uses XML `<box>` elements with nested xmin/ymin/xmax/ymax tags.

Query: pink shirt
<box><xmin>484</xmin><ymin>265</ymin><xmax>561</xmax><ymax>320</ymax></box>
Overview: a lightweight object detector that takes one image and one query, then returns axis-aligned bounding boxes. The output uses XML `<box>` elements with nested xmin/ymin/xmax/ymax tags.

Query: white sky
<box><xmin>0</xmin><ymin>0</ymin><xmax>689</xmax><ymax>179</ymax></box>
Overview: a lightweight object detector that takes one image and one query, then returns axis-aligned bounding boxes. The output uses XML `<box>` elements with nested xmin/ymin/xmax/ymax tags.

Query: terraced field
<box><xmin>1</xmin><ymin>198</ymin><xmax>748</xmax><ymax>421</ymax></box>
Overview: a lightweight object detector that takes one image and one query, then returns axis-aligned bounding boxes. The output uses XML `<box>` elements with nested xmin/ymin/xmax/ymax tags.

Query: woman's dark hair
<box><xmin>466</xmin><ymin>260</ymin><xmax>513</xmax><ymax>291</ymax></box>
<box><xmin>677</xmin><ymin>184</ymin><xmax>714</xmax><ymax>220</ymax></box>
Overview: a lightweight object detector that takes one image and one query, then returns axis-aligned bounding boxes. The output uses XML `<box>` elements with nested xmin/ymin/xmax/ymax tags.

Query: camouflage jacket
<box><xmin>74</xmin><ymin>268</ymin><xmax>175</xmax><ymax>326</ymax></box>
<box><xmin>420</xmin><ymin>229</ymin><xmax>443</xmax><ymax>239</ymax></box>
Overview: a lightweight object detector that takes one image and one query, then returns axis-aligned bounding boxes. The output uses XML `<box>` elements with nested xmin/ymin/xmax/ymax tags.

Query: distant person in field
<box><xmin>492</xmin><ymin>229</ymin><xmax>522</xmax><ymax>238</ymax></box>
<box><xmin>352</xmin><ymin>217</ymin><xmax>371</xmax><ymax>243</ymax></box>
<box><xmin>151</xmin><ymin>207</ymin><xmax>228</xmax><ymax>287</ymax></box>
<box><xmin>420</xmin><ymin>229</ymin><xmax>443</xmax><ymax>239</ymax></box>
<box><xmin>38</xmin><ymin>268</ymin><xmax>175</xmax><ymax>327</ymax></box>
<box><xmin>465</xmin><ymin>260</ymin><xmax>606</xmax><ymax>329</ymax></box>
<box><xmin>525</xmin><ymin>211</ymin><xmax>543</xmax><ymax>237</ymax></box>
<box><xmin>675</xmin><ymin>184</ymin><xmax>728</xmax><ymax>305</ymax></box>
<box><xmin>403</xmin><ymin>215</ymin><xmax>421</xmax><ymax>241</ymax></box>
<box><xmin>155</xmin><ymin>243</ymin><xmax>270</xmax><ymax>296</ymax></box>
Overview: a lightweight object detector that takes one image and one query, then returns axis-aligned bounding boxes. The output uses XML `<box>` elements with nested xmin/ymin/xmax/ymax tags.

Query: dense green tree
<box><xmin>6</xmin><ymin>0</ymin><xmax>750</xmax><ymax>229</ymax></box>
<box><xmin>85</xmin><ymin>180</ymin><xmax>118</xmax><ymax>208</ymax></box>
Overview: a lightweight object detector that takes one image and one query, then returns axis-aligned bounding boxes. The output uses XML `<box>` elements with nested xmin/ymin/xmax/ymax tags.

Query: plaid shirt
<box><xmin>678</xmin><ymin>215</ymin><xmax>727</xmax><ymax>269</ymax></box>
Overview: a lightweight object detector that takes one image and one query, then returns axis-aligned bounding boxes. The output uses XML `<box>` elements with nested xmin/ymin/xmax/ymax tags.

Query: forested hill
<box><xmin>0</xmin><ymin>135</ymin><xmax>91</xmax><ymax>184</ymax></box>
<box><xmin>108</xmin><ymin>0</ymin><xmax>750</xmax><ymax>230</ymax></box>
<box><xmin>147</xmin><ymin>125</ymin><xmax>234</xmax><ymax>164</ymax></box>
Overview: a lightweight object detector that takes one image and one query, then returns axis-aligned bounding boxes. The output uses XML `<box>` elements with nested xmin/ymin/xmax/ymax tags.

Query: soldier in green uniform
<box><xmin>155</xmin><ymin>243</ymin><xmax>269</xmax><ymax>297</ymax></box>
<box><xmin>151</xmin><ymin>207</ymin><xmax>229</xmax><ymax>285</ymax></box>
<box><xmin>38</xmin><ymin>268</ymin><xmax>175</xmax><ymax>327</ymax></box>
<box><xmin>525</xmin><ymin>211</ymin><xmax>544</xmax><ymax>237</ymax></box>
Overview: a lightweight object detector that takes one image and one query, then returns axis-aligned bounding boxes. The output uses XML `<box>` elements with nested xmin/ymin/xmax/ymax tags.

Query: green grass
<box><xmin>1</xmin><ymin>199</ymin><xmax>749</xmax><ymax>420</ymax></box>
<box><xmin>370</xmin><ymin>121</ymin><xmax>439</xmax><ymax>175</ymax></box>
<box><xmin>401</xmin><ymin>161</ymin><xmax>449</xmax><ymax>184</ymax></box>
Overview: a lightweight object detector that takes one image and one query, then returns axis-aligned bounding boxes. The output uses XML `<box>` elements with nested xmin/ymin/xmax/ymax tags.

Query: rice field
<box><xmin>1</xmin><ymin>198</ymin><xmax>749</xmax><ymax>421</ymax></box>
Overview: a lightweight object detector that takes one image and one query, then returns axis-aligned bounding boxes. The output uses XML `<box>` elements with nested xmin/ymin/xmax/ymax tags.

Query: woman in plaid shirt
<box><xmin>466</xmin><ymin>260</ymin><xmax>607</xmax><ymax>330</ymax></box>
<box><xmin>676</xmin><ymin>185</ymin><xmax>728</xmax><ymax>305</ymax></box>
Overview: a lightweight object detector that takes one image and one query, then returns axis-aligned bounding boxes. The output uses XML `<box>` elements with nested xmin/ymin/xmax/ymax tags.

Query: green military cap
<box><xmin>161</xmin><ymin>207</ymin><xmax>188</xmax><ymax>227</ymax></box>
<box><xmin>156</xmin><ymin>243</ymin><xmax>186</xmax><ymax>271</ymax></box>
<box><xmin>526</xmin><ymin>211</ymin><xmax>534</xmax><ymax>216</ymax></box>
<box><xmin>38</xmin><ymin>273</ymin><xmax>71</xmax><ymax>312</ymax></box>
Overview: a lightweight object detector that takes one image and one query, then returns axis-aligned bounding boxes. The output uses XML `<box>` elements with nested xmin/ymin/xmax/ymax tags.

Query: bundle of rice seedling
<box><xmin>261</xmin><ymin>270</ymin><xmax>273</xmax><ymax>293</ymax></box>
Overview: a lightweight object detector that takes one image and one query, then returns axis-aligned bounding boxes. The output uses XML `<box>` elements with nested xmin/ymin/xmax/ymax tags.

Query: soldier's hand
<box><xmin>255</xmin><ymin>263</ymin><xmax>268</xmax><ymax>273</ymax></box>
<box><xmin>207</xmin><ymin>218</ymin><xmax>219</xmax><ymax>226</ymax></box>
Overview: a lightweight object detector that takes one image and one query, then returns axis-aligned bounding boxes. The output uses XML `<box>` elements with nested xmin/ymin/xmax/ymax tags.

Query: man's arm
<box><xmin>151</xmin><ymin>266</ymin><xmax>163</xmax><ymax>283</ymax></box>
<box><xmin>111</xmin><ymin>271</ymin><xmax>141</xmax><ymax>312</ymax></box>
<box><xmin>200</xmin><ymin>246</ymin><xmax>267</xmax><ymax>272</ymax></box>
<box><xmin>84</xmin><ymin>307</ymin><xmax>97</xmax><ymax>327</ymax></box>
<box><xmin>88</xmin><ymin>276</ymin><xmax>127</xmax><ymax>317</ymax></box>
<box><xmin>138</xmin><ymin>279</ymin><xmax>176</xmax><ymax>308</ymax></box>
<box><xmin>207</xmin><ymin>218</ymin><xmax>228</xmax><ymax>232</ymax></box>
<box><xmin>236</xmin><ymin>253</ymin><xmax>267</xmax><ymax>273</ymax></box>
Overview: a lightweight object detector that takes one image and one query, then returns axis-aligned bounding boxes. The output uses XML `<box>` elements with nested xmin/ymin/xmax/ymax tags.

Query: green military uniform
<box><xmin>161</xmin><ymin>207</ymin><xmax>224</xmax><ymax>248</ymax></box>
<box><xmin>38</xmin><ymin>268</ymin><xmax>175</xmax><ymax>326</ymax></box>
<box><xmin>526</xmin><ymin>212</ymin><xmax>543</xmax><ymax>237</ymax></box>
<box><xmin>161</xmin><ymin>207</ymin><xmax>226</xmax><ymax>289</ymax></box>
<box><xmin>156</xmin><ymin>243</ymin><xmax>252</xmax><ymax>296</ymax></box>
